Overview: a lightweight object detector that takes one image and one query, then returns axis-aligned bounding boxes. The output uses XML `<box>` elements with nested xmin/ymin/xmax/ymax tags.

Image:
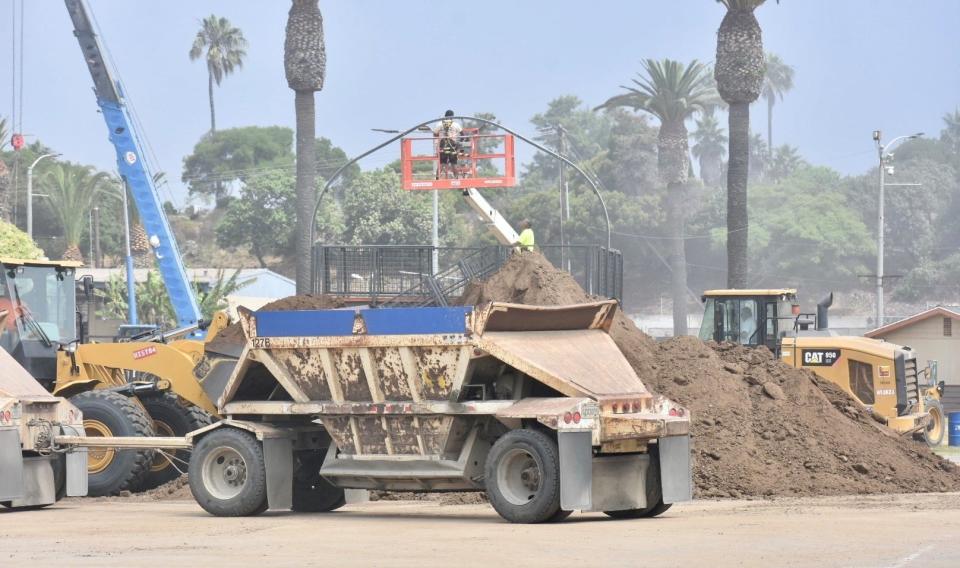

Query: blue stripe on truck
<box><xmin>361</xmin><ymin>307</ymin><xmax>471</xmax><ymax>335</ymax></box>
<box><xmin>254</xmin><ymin>306</ymin><xmax>473</xmax><ymax>337</ymax></box>
<box><xmin>256</xmin><ymin>310</ymin><xmax>356</xmax><ymax>337</ymax></box>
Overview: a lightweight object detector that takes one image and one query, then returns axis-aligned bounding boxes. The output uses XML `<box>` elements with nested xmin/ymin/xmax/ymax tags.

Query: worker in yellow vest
<box><xmin>515</xmin><ymin>219</ymin><xmax>535</xmax><ymax>252</ymax></box>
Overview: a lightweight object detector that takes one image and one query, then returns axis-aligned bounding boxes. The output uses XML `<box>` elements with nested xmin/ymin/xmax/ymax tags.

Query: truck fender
<box><xmin>187</xmin><ymin>419</ymin><xmax>294</xmax><ymax>510</ymax></box>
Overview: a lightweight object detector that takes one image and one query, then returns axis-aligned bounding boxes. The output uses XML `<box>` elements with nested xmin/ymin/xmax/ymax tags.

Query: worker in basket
<box><xmin>515</xmin><ymin>219</ymin><xmax>535</xmax><ymax>252</ymax></box>
<box><xmin>434</xmin><ymin>110</ymin><xmax>464</xmax><ymax>180</ymax></box>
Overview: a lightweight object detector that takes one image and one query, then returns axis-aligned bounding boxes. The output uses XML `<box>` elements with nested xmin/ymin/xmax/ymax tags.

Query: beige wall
<box><xmin>879</xmin><ymin>316</ymin><xmax>960</xmax><ymax>384</ymax></box>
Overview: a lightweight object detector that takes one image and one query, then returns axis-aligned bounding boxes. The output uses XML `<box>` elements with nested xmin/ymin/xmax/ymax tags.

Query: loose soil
<box><xmin>457</xmin><ymin>251</ymin><xmax>960</xmax><ymax>498</ymax></box>
<box><xmin>214</xmin><ymin>294</ymin><xmax>345</xmax><ymax>343</ymax></box>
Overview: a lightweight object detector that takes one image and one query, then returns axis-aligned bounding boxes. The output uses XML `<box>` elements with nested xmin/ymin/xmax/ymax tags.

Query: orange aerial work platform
<box><xmin>400</xmin><ymin>128</ymin><xmax>516</xmax><ymax>191</ymax></box>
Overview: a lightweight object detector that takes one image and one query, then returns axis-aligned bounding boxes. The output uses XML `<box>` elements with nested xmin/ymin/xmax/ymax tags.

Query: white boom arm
<box><xmin>462</xmin><ymin>188</ymin><xmax>519</xmax><ymax>246</ymax></box>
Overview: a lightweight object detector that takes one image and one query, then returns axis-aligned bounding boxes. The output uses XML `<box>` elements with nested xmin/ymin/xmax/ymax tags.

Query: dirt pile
<box><xmin>215</xmin><ymin>294</ymin><xmax>346</xmax><ymax>343</ymax></box>
<box><xmin>460</xmin><ymin>251</ymin><xmax>960</xmax><ymax>498</ymax></box>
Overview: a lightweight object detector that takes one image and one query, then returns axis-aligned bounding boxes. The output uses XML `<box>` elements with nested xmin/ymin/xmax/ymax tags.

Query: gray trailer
<box><xmin>1</xmin><ymin>348</ymin><xmax>87</xmax><ymax>509</ymax></box>
<box><xmin>186</xmin><ymin>300</ymin><xmax>692</xmax><ymax>523</ymax></box>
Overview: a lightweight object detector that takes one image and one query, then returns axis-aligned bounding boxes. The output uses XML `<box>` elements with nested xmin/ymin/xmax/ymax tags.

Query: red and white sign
<box><xmin>132</xmin><ymin>346</ymin><xmax>158</xmax><ymax>360</ymax></box>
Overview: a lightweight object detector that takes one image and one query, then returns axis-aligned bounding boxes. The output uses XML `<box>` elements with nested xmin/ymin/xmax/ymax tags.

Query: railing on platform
<box><xmin>312</xmin><ymin>244</ymin><xmax>623</xmax><ymax>306</ymax></box>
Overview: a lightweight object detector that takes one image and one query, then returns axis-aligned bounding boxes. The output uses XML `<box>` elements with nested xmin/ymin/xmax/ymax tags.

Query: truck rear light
<box><xmin>2</xmin><ymin>410</ymin><xmax>10</xmax><ymax>422</ymax></box>
<box><xmin>572</xmin><ymin>411</ymin><xmax>581</xmax><ymax>424</ymax></box>
<box><xmin>668</xmin><ymin>408</ymin><xmax>678</xmax><ymax>417</ymax></box>
<box><xmin>563</xmin><ymin>412</ymin><xmax>573</xmax><ymax>424</ymax></box>
<box><xmin>632</xmin><ymin>402</ymin><xmax>640</xmax><ymax>413</ymax></box>
<box><xmin>611</xmin><ymin>403</ymin><xmax>619</xmax><ymax>413</ymax></box>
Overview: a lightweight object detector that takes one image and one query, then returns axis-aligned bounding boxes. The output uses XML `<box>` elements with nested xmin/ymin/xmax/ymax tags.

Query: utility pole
<box><xmin>26</xmin><ymin>152</ymin><xmax>60</xmax><ymax>239</ymax></box>
<box><xmin>92</xmin><ymin>206</ymin><xmax>102</xmax><ymax>268</ymax></box>
<box><xmin>872</xmin><ymin>130</ymin><xmax>923</xmax><ymax>327</ymax></box>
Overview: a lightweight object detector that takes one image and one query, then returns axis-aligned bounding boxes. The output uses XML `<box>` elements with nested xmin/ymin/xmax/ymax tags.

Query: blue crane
<box><xmin>64</xmin><ymin>0</ymin><xmax>201</xmax><ymax>332</ymax></box>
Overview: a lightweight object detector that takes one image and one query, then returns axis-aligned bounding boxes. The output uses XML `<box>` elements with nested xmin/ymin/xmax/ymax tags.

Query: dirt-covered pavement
<box><xmin>4</xmin><ymin>495</ymin><xmax>960</xmax><ymax>567</ymax></box>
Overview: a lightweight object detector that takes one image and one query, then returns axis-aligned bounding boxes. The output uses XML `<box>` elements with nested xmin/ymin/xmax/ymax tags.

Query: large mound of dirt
<box><xmin>459</xmin><ymin>251</ymin><xmax>960</xmax><ymax>498</ymax></box>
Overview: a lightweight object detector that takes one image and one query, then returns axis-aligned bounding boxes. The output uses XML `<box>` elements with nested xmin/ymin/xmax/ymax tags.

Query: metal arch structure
<box><xmin>309</xmin><ymin>116</ymin><xmax>612</xmax><ymax>249</ymax></box>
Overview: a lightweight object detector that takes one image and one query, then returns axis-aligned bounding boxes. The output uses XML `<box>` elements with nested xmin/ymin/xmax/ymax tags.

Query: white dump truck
<box><xmin>1</xmin><ymin>348</ymin><xmax>87</xmax><ymax>509</ymax></box>
<box><xmin>186</xmin><ymin>300</ymin><xmax>692</xmax><ymax>523</ymax></box>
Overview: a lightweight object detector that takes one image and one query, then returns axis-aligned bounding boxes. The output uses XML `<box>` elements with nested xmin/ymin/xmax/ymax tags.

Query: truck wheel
<box><xmin>70</xmin><ymin>390</ymin><xmax>155</xmax><ymax>496</ymax></box>
<box><xmin>291</xmin><ymin>450</ymin><xmax>345</xmax><ymax>512</ymax></box>
<box><xmin>137</xmin><ymin>394</ymin><xmax>213</xmax><ymax>490</ymax></box>
<box><xmin>604</xmin><ymin>500</ymin><xmax>672</xmax><ymax>519</ymax></box>
<box><xmin>485</xmin><ymin>429</ymin><xmax>562</xmax><ymax>524</ymax></box>
<box><xmin>189</xmin><ymin>428</ymin><xmax>268</xmax><ymax>517</ymax></box>
<box><xmin>923</xmin><ymin>399</ymin><xmax>946</xmax><ymax>447</ymax></box>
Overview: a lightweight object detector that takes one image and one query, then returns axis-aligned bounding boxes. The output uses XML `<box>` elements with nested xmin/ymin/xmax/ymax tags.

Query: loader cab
<box><xmin>698</xmin><ymin>289</ymin><xmax>799</xmax><ymax>353</ymax></box>
<box><xmin>0</xmin><ymin>258</ymin><xmax>81</xmax><ymax>389</ymax></box>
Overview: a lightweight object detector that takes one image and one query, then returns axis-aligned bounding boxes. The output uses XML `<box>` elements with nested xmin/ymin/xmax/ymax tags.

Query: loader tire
<box><xmin>137</xmin><ymin>394</ymin><xmax>213</xmax><ymax>490</ymax></box>
<box><xmin>485</xmin><ymin>429</ymin><xmax>562</xmax><ymax>524</ymax></box>
<box><xmin>291</xmin><ymin>449</ymin><xmax>345</xmax><ymax>513</ymax></box>
<box><xmin>603</xmin><ymin>500</ymin><xmax>672</xmax><ymax>519</ymax></box>
<box><xmin>70</xmin><ymin>390</ymin><xmax>155</xmax><ymax>496</ymax></box>
<box><xmin>189</xmin><ymin>428</ymin><xmax>268</xmax><ymax>517</ymax></box>
<box><xmin>923</xmin><ymin>399</ymin><xmax>946</xmax><ymax>447</ymax></box>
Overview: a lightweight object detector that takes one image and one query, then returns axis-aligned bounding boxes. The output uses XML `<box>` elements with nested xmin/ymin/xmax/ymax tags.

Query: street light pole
<box><xmin>872</xmin><ymin>130</ymin><xmax>923</xmax><ymax>327</ymax></box>
<box><xmin>26</xmin><ymin>152</ymin><xmax>60</xmax><ymax>239</ymax></box>
<box><xmin>103</xmin><ymin>180</ymin><xmax>137</xmax><ymax>325</ymax></box>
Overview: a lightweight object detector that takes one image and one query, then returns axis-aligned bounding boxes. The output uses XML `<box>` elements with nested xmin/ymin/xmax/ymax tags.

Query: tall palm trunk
<box><xmin>207</xmin><ymin>69</ymin><xmax>216</xmax><ymax>133</ymax></box>
<box><xmin>293</xmin><ymin>90</ymin><xmax>316</xmax><ymax>295</ymax></box>
<box><xmin>659</xmin><ymin>121</ymin><xmax>690</xmax><ymax>336</ymax></box>
<box><xmin>716</xmin><ymin>7</ymin><xmax>764</xmax><ymax>289</ymax></box>
<box><xmin>284</xmin><ymin>0</ymin><xmax>326</xmax><ymax>295</ymax></box>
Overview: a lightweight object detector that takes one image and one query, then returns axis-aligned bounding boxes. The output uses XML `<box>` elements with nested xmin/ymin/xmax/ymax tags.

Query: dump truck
<box><xmin>185</xmin><ymin>300</ymin><xmax>692</xmax><ymax>523</ymax></box>
<box><xmin>699</xmin><ymin>289</ymin><xmax>946</xmax><ymax>446</ymax></box>
<box><xmin>1</xmin><ymin>345</ymin><xmax>87</xmax><ymax>509</ymax></box>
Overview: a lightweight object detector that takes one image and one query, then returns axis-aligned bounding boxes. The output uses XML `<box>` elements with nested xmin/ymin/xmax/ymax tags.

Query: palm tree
<box><xmin>692</xmin><ymin>113</ymin><xmax>727</xmax><ymax>188</ymax></box>
<box><xmin>943</xmin><ymin>108</ymin><xmax>960</xmax><ymax>155</ymax></box>
<box><xmin>189</xmin><ymin>15</ymin><xmax>248</xmax><ymax>133</ymax></box>
<box><xmin>768</xmin><ymin>144</ymin><xmax>803</xmax><ymax>182</ymax></box>
<box><xmin>598</xmin><ymin>59</ymin><xmax>716</xmax><ymax>336</ymax></box>
<box><xmin>715</xmin><ymin>0</ymin><xmax>776</xmax><ymax>288</ymax></box>
<box><xmin>748</xmin><ymin>131</ymin><xmax>770</xmax><ymax>181</ymax></box>
<box><xmin>761</xmin><ymin>53</ymin><xmax>795</xmax><ymax>154</ymax></box>
<box><xmin>284</xmin><ymin>0</ymin><xmax>326</xmax><ymax>295</ymax></box>
<box><xmin>41</xmin><ymin>163</ymin><xmax>108</xmax><ymax>262</ymax></box>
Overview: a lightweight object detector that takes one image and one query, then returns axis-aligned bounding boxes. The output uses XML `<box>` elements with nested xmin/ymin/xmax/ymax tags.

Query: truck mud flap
<box><xmin>61</xmin><ymin>425</ymin><xmax>88</xmax><ymax>497</ymax></box>
<box><xmin>8</xmin><ymin>457</ymin><xmax>56</xmax><ymax>507</ymax></box>
<box><xmin>0</xmin><ymin>428</ymin><xmax>24</xmax><ymax>501</ymax></box>
<box><xmin>659</xmin><ymin>435</ymin><xmax>692</xmax><ymax>503</ymax></box>
<box><xmin>263</xmin><ymin>437</ymin><xmax>293</xmax><ymax>510</ymax></box>
<box><xmin>558</xmin><ymin>431</ymin><xmax>592</xmax><ymax>511</ymax></box>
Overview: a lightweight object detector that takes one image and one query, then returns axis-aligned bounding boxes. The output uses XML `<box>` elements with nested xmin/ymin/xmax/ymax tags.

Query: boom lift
<box><xmin>698</xmin><ymin>289</ymin><xmax>946</xmax><ymax>446</ymax></box>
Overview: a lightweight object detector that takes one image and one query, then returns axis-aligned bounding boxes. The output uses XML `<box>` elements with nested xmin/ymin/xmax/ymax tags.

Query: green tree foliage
<box><xmin>182</xmin><ymin>126</ymin><xmax>293</xmax><ymax>203</ymax></box>
<box><xmin>98</xmin><ymin>269</ymin><xmax>246</xmax><ymax>327</ymax></box>
<box><xmin>40</xmin><ymin>163</ymin><xmax>110</xmax><ymax>262</ymax></box>
<box><xmin>692</xmin><ymin>113</ymin><xmax>727</xmax><ymax>187</ymax></box>
<box><xmin>768</xmin><ymin>144</ymin><xmax>805</xmax><ymax>183</ymax></box>
<box><xmin>0</xmin><ymin>219</ymin><xmax>42</xmax><ymax>259</ymax></box>
<box><xmin>341</xmin><ymin>169</ymin><xmax>435</xmax><ymax>245</ymax></box>
<box><xmin>189</xmin><ymin>15</ymin><xmax>248</xmax><ymax>133</ymax></box>
<box><xmin>216</xmin><ymin>169</ymin><xmax>344</xmax><ymax>267</ymax></box>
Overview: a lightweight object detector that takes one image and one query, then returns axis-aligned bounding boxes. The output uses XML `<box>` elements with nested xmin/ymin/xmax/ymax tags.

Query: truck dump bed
<box><xmin>208</xmin><ymin>300</ymin><xmax>690</xmax><ymax>499</ymax></box>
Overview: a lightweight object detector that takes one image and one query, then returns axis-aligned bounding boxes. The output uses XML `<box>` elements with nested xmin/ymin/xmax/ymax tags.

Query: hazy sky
<box><xmin>2</xmin><ymin>0</ymin><xmax>958</xmax><ymax>207</ymax></box>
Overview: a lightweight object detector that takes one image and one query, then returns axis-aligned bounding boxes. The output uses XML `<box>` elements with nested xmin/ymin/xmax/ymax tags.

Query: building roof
<box><xmin>865</xmin><ymin>306</ymin><xmax>960</xmax><ymax>338</ymax></box>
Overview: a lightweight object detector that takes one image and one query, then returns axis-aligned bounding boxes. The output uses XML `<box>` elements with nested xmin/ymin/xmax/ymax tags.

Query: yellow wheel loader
<box><xmin>0</xmin><ymin>257</ymin><xmax>226</xmax><ymax>494</ymax></box>
<box><xmin>698</xmin><ymin>289</ymin><xmax>946</xmax><ymax>446</ymax></box>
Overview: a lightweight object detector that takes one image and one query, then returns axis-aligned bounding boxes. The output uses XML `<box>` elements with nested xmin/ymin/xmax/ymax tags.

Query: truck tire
<box><xmin>70</xmin><ymin>390</ymin><xmax>155</xmax><ymax>496</ymax></box>
<box><xmin>189</xmin><ymin>428</ymin><xmax>268</xmax><ymax>517</ymax></box>
<box><xmin>485</xmin><ymin>429</ymin><xmax>562</xmax><ymax>524</ymax></box>
<box><xmin>291</xmin><ymin>449</ymin><xmax>345</xmax><ymax>513</ymax></box>
<box><xmin>923</xmin><ymin>399</ymin><xmax>946</xmax><ymax>447</ymax></box>
<box><xmin>604</xmin><ymin>500</ymin><xmax>672</xmax><ymax>519</ymax></box>
<box><xmin>137</xmin><ymin>394</ymin><xmax>213</xmax><ymax>490</ymax></box>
